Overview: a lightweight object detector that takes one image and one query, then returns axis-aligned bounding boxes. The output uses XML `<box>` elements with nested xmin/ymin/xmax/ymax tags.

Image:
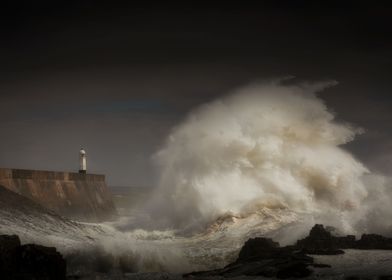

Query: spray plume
<box><xmin>146</xmin><ymin>80</ymin><xmax>392</xmax><ymax>236</ymax></box>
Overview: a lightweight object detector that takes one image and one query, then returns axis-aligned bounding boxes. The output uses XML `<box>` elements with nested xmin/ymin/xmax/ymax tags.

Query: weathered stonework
<box><xmin>0</xmin><ymin>168</ymin><xmax>116</xmax><ymax>222</ymax></box>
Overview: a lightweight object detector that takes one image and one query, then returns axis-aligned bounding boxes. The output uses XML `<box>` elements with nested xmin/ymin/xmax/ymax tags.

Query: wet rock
<box><xmin>18</xmin><ymin>244</ymin><xmax>66</xmax><ymax>280</ymax></box>
<box><xmin>296</xmin><ymin>224</ymin><xmax>345</xmax><ymax>255</ymax></box>
<box><xmin>0</xmin><ymin>234</ymin><xmax>66</xmax><ymax>280</ymax></box>
<box><xmin>355</xmin><ymin>234</ymin><xmax>392</xmax><ymax>250</ymax></box>
<box><xmin>185</xmin><ymin>237</ymin><xmax>317</xmax><ymax>278</ymax></box>
<box><xmin>0</xmin><ymin>234</ymin><xmax>21</xmax><ymax>252</ymax></box>
<box><xmin>237</xmin><ymin>237</ymin><xmax>280</xmax><ymax>261</ymax></box>
<box><xmin>186</xmin><ymin>223</ymin><xmax>392</xmax><ymax>279</ymax></box>
<box><xmin>298</xmin><ymin>224</ymin><xmax>392</xmax><ymax>252</ymax></box>
<box><xmin>311</xmin><ymin>263</ymin><xmax>331</xmax><ymax>268</ymax></box>
<box><xmin>276</xmin><ymin>261</ymin><xmax>313</xmax><ymax>279</ymax></box>
<box><xmin>335</xmin><ymin>235</ymin><xmax>356</xmax><ymax>249</ymax></box>
<box><xmin>298</xmin><ymin>224</ymin><xmax>392</xmax><ymax>251</ymax></box>
<box><xmin>0</xmin><ymin>235</ymin><xmax>21</xmax><ymax>275</ymax></box>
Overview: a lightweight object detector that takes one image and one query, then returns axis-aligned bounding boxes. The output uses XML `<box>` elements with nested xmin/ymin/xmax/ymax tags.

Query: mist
<box><xmin>5</xmin><ymin>79</ymin><xmax>392</xmax><ymax>275</ymax></box>
<box><xmin>54</xmin><ymin>80</ymin><xmax>392</xmax><ymax>274</ymax></box>
<box><xmin>142</xmin><ymin>79</ymin><xmax>392</xmax><ymax>238</ymax></box>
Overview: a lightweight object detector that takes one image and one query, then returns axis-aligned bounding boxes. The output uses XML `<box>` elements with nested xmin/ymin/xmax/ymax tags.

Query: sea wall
<box><xmin>0</xmin><ymin>168</ymin><xmax>116</xmax><ymax>222</ymax></box>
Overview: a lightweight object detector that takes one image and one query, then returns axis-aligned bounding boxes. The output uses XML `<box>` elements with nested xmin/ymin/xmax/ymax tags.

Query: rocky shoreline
<box><xmin>0</xmin><ymin>235</ymin><xmax>66</xmax><ymax>280</ymax></box>
<box><xmin>185</xmin><ymin>224</ymin><xmax>392</xmax><ymax>279</ymax></box>
<box><xmin>2</xmin><ymin>224</ymin><xmax>392</xmax><ymax>279</ymax></box>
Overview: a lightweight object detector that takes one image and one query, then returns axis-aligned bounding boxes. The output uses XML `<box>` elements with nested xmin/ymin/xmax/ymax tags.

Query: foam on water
<box><xmin>4</xmin><ymin>80</ymin><xmax>392</xmax><ymax>274</ymax></box>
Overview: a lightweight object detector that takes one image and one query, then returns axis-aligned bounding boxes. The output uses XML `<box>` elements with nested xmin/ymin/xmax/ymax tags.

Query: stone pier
<box><xmin>0</xmin><ymin>168</ymin><xmax>116</xmax><ymax>222</ymax></box>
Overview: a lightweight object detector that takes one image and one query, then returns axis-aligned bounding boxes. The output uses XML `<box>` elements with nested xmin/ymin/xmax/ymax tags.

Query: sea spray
<box><xmin>108</xmin><ymin>80</ymin><xmax>392</xmax><ymax>271</ymax></box>
<box><xmin>147</xmin><ymin>80</ymin><xmax>371</xmax><ymax>234</ymax></box>
<box><xmin>7</xmin><ymin>80</ymin><xmax>392</xmax><ymax>274</ymax></box>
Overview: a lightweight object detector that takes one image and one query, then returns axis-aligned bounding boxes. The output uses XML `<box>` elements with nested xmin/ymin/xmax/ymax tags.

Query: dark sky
<box><xmin>0</xmin><ymin>1</ymin><xmax>391</xmax><ymax>186</ymax></box>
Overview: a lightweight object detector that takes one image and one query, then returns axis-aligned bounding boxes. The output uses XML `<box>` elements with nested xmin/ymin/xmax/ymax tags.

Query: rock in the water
<box><xmin>185</xmin><ymin>223</ymin><xmax>392</xmax><ymax>279</ymax></box>
<box><xmin>297</xmin><ymin>224</ymin><xmax>392</xmax><ymax>253</ymax></box>
<box><xmin>0</xmin><ymin>234</ymin><xmax>21</xmax><ymax>275</ymax></box>
<box><xmin>185</xmin><ymin>237</ymin><xmax>317</xmax><ymax>278</ymax></box>
<box><xmin>309</xmin><ymin>224</ymin><xmax>332</xmax><ymax>239</ymax></box>
<box><xmin>0</xmin><ymin>234</ymin><xmax>21</xmax><ymax>252</ymax></box>
<box><xmin>356</xmin><ymin>234</ymin><xmax>392</xmax><ymax>250</ymax></box>
<box><xmin>276</xmin><ymin>261</ymin><xmax>313</xmax><ymax>279</ymax></box>
<box><xmin>237</xmin><ymin>237</ymin><xmax>280</xmax><ymax>261</ymax></box>
<box><xmin>18</xmin><ymin>244</ymin><xmax>66</xmax><ymax>279</ymax></box>
<box><xmin>0</xmin><ymin>234</ymin><xmax>66</xmax><ymax>280</ymax></box>
<box><xmin>296</xmin><ymin>224</ymin><xmax>345</xmax><ymax>255</ymax></box>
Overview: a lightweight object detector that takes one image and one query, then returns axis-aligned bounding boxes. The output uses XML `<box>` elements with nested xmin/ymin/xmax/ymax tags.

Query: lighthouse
<box><xmin>79</xmin><ymin>148</ymin><xmax>87</xmax><ymax>174</ymax></box>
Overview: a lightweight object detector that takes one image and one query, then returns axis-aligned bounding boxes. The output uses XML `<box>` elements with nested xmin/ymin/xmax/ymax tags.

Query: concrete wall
<box><xmin>0</xmin><ymin>168</ymin><xmax>117</xmax><ymax>222</ymax></box>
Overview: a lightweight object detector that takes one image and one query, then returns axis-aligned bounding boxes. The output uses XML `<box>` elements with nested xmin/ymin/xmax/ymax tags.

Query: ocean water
<box><xmin>3</xmin><ymin>81</ymin><xmax>392</xmax><ymax>278</ymax></box>
<box><xmin>110</xmin><ymin>186</ymin><xmax>154</xmax><ymax>216</ymax></box>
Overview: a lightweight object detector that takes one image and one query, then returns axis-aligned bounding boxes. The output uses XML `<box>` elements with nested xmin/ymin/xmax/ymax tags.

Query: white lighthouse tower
<box><xmin>79</xmin><ymin>148</ymin><xmax>87</xmax><ymax>174</ymax></box>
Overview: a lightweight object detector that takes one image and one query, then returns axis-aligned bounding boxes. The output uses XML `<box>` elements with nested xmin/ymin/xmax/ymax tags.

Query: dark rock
<box><xmin>223</xmin><ymin>260</ymin><xmax>279</xmax><ymax>277</ymax></box>
<box><xmin>185</xmin><ymin>237</ymin><xmax>321</xmax><ymax>278</ymax></box>
<box><xmin>306</xmin><ymin>249</ymin><xmax>345</xmax><ymax>255</ymax></box>
<box><xmin>276</xmin><ymin>262</ymin><xmax>313</xmax><ymax>278</ymax></box>
<box><xmin>297</xmin><ymin>224</ymin><xmax>337</xmax><ymax>252</ymax></box>
<box><xmin>311</xmin><ymin>263</ymin><xmax>332</xmax><ymax>268</ymax></box>
<box><xmin>0</xmin><ymin>234</ymin><xmax>21</xmax><ymax>252</ymax></box>
<box><xmin>356</xmin><ymin>234</ymin><xmax>392</xmax><ymax>250</ymax></box>
<box><xmin>335</xmin><ymin>235</ymin><xmax>356</xmax><ymax>249</ymax></box>
<box><xmin>309</xmin><ymin>224</ymin><xmax>332</xmax><ymax>239</ymax></box>
<box><xmin>237</xmin><ymin>237</ymin><xmax>280</xmax><ymax>261</ymax></box>
<box><xmin>18</xmin><ymin>244</ymin><xmax>66</xmax><ymax>279</ymax></box>
<box><xmin>0</xmin><ymin>235</ymin><xmax>21</xmax><ymax>275</ymax></box>
<box><xmin>296</xmin><ymin>224</ymin><xmax>349</xmax><ymax>255</ymax></box>
<box><xmin>298</xmin><ymin>224</ymin><xmax>392</xmax><ymax>252</ymax></box>
<box><xmin>186</xmin><ymin>223</ymin><xmax>392</xmax><ymax>279</ymax></box>
<box><xmin>0</xmin><ymin>234</ymin><xmax>66</xmax><ymax>280</ymax></box>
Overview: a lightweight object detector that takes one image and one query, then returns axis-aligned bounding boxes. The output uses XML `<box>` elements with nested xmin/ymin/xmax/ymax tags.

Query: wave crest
<box><xmin>147</xmin><ymin>80</ymin><xmax>372</xmax><ymax>233</ymax></box>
